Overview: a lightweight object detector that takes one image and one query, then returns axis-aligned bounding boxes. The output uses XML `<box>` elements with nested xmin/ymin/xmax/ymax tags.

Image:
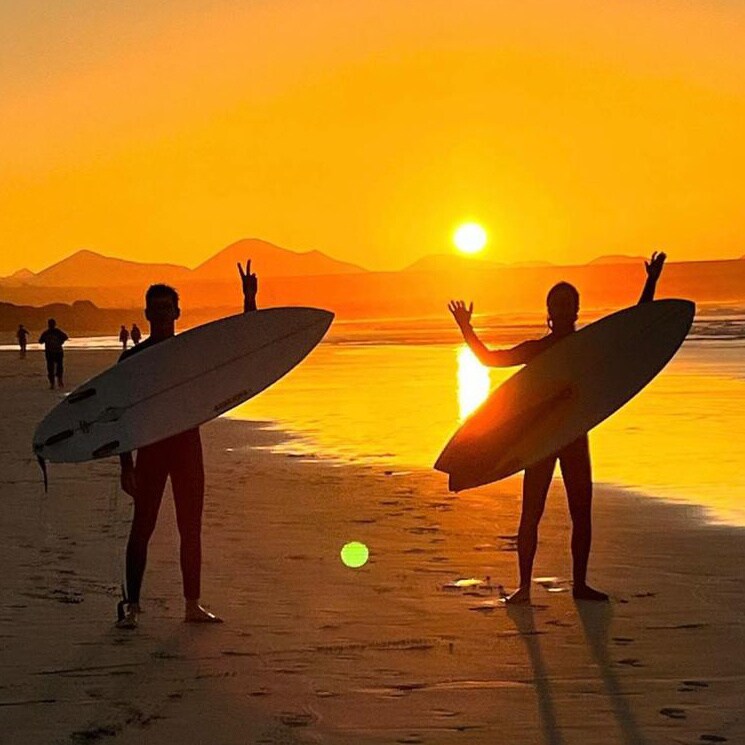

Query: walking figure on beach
<box><xmin>130</xmin><ymin>323</ymin><xmax>142</xmax><ymax>346</ymax></box>
<box><xmin>115</xmin><ymin>260</ymin><xmax>259</xmax><ymax>629</ymax></box>
<box><xmin>16</xmin><ymin>324</ymin><xmax>29</xmax><ymax>358</ymax></box>
<box><xmin>119</xmin><ymin>325</ymin><xmax>130</xmax><ymax>350</ymax></box>
<box><xmin>38</xmin><ymin>319</ymin><xmax>69</xmax><ymax>389</ymax></box>
<box><xmin>448</xmin><ymin>252</ymin><xmax>667</xmax><ymax>604</ymax></box>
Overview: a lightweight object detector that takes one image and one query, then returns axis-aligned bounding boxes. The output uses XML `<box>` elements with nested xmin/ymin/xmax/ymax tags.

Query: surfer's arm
<box><xmin>459</xmin><ymin>325</ymin><xmax>538</xmax><ymax>367</ymax></box>
<box><xmin>638</xmin><ymin>251</ymin><xmax>666</xmax><ymax>304</ymax></box>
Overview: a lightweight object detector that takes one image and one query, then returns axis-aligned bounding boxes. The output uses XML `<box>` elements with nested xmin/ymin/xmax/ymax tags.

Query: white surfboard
<box><xmin>435</xmin><ymin>299</ymin><xmax>695</xmax><ymax>492</ymax></box>
<box><xmin>33</xmin><ymin>307</ymin><xmax>333</xmax><ymax>463</ymax></box>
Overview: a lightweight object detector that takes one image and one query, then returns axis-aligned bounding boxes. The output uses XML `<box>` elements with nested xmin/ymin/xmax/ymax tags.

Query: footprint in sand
<box><xmin>313</xmin><ymin>689</ymin><xmax>338</xmax><ymax>698</ymax></box>
<box><xmin>70</xmin><ymin>724</ymin><xmax>119</xmax><ymax>742</ymax></box>
<box><xmin>659</xmin><ymin>707</ymin><xmax>686</xmax><ymax>719</ymax></box>
<box><xmin>617</xmin><ymin>658</ymin><xmax>644</xmax><ymax>667</ymax></box>
<box><xmin>612</xmin><ymin>637</ymin><xmax>634</xmax><ymax>646</ymax></box>
<box><xmin>678</xmin><ymin>680</ymin><xmax>710</xmax><ymax>692</ymax></box>
<box><xmin>534</xmin><ymin>577</ymin><xmax>572</xmax><ymax>593</ymax></box>
<box><xmin>276</xmin><ymin>708</ymin><xmax>318</xmax><ymax>728</ymax></box>
<box><xmin>647</xmin><ymin>622</ymin><xmax>708</xmax><ymax>630</ymax></box>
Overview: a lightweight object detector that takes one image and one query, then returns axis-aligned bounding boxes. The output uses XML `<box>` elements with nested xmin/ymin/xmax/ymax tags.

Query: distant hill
<box><xmin>192</xmin><ymin>238</ymin><xmax>366</xmax><ymax>280</ymax></box>
<box><xmin>24</xmin><ymin>250</ymin><xmax>191</xmax><ymax>288</ymax></box>
<box><xmin>0</xmin><ymin>267</ymin><xmax>36</xmax><ymax>286</ymax></box>
<box><xmin>587</xmin><ymin>254</ymin><xmax>646</xmax><ymax>265</ymax></box>
<box><xmin>2</xmin><ymin>242</ymin><xmax>745</xmax><ymax>321</ymax></box>
<box><xmin>404</xmin><ymin>254</ymin><xmax>505</xmax><ymax>272</ymax></box>
<box><xmin>0</xmin><ymin>299</ymin><xmax>140</xmax><ymax>337</ymax></box>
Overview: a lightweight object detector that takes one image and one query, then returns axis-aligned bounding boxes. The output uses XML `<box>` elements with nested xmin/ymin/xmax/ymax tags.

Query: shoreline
<box><xmin>1</xmin><ymin>350</ymin><xmax>743</xmax><ymax>744</ymax></box>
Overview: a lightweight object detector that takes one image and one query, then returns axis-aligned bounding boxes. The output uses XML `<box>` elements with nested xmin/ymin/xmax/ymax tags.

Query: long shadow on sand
<box><xmin>575</xmin><ymin>601</ymin><xmax>651</xmax><ymax>745</ymax></box>
<box><xmin>506</xmin><ymin>604</ymin><xmax>566</xmax><ymax>745</ymax></box>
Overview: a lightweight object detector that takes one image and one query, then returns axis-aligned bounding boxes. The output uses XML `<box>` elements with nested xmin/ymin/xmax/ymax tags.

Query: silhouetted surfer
<box><xmin>130</xmin><ymin>323</ymin><xmax>142</xmax><ymax>346</ymax></box>
<box><xmin>16</xmin><ymin>324</ymin><xmax>29</xmax><ymax>359</ymax></box>
<box><xmin>38</xmin><ymin>318</ymin><xmax>68</xmax><ymax>389</ymax></box>
<box><xmin>449</xmin><ymin>252</ymin><xmax>666</xmax><ymax>604</ymax></box>
<box><xmin>119</xmin><ymin>325</ymin><xmax>129</xmax><ymax>350</ymax></box>
<box><xmin>115</xmin><ymin>261</ymin><xmax>258</xmax><ymax>629</ymax></box>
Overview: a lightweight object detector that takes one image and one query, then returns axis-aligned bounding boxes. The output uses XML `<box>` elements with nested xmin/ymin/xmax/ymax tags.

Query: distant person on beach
<box><xmin>448</xmin><ymin>252</ymin><xmax>667</xmax><ymax>604</ymax></box>
<box><xmin>119</xmin><ymin>325</ymin><xmax>129</xmax><ymax>350</ymax></box>
<box><xmin>38</xmin><ymin>319</ymin><xmax>69</xmax><ymax>389</ymax></box>
<box><xmin>16</xmin><ymin>324</ymin><xmax>29</xmax><ymax>358</ymax></box>
<box><xmin>115</xmin><ymin>260</ymin><xmax>258</xmax><ymax>629</ymax></box>
<box><xmin>130</xmin><ymin>323</ymin><xmax>142</xmax><ymax>346</ymax></box>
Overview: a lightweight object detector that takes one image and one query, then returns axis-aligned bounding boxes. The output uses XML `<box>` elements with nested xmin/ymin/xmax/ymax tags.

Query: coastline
<box><xmin>0</xmin><ymin>350</ymin><xmax>742</xmax><ymax>744</ymax></box>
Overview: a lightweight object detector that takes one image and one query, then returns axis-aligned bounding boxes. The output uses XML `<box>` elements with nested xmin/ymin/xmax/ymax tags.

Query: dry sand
<box><xmin>0</xmin><ymin>350</ymin><xmax>742</xmax><ymax>745</ymax></box>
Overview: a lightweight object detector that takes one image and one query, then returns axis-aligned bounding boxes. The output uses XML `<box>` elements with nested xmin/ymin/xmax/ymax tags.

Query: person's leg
<box><xmin>169</xmin><ymin>429</ymin><xmax>220</xmax><ymax>622</ymax></box>
<box><xmin>558</xmin><ymin>435</ymin><xmax>607</xmax><ymax>601</ymax></box>
<box><xmin>55</xmin><ymin>352</ymin><xmax>64</xmax><ymax>388</ymax></box>
<box><xmin>45</xmin><ymin>353</ymin><xmax>54</xmax><ymax>388</ymax></box>
<box><xmin>124</xmin><ymin>445</ymin><xmax>168</xmax><ymax>607</ymax></box>
<box><xmin>506</xmin><ymin>454</ymin><xmax>556</xmax><ymax>604</ymax></box>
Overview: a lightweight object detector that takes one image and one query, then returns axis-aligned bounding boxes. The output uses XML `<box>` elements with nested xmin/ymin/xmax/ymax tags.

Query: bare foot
<box><xmin>115</xmin><ymin>603</ymin><xmax>140</xmax><ymax>630</ymax></box>
<box><xmin>573</xmin><ymin>584</ymin><xmax>609</xmax><ymax>601</ymax></box>
<box><xmin>505</xmin><ymin>586</ymin><xmax>532</xmax><ymax>605</ymax></box>
<box><xmin>184</xmin><ymin>603</ymin><xmax>223</xmax><ymax>623</ymax></box>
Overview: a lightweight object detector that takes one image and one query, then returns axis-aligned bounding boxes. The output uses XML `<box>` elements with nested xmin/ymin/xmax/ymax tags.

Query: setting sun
<box><xmin>453</xmin><ymin>223</ymin><xmax>487</xmax><ymax>255</ymax></box>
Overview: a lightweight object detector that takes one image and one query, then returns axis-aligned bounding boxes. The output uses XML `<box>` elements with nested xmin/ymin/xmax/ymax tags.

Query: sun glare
<box><xmin>457</xmin><ymin>345</ymin><xmax>491</xmax><ymax>420</ymax></box>
<box><xmin>453</xmin><ymin>223</ymin><xmax>487</xmax><ymax>255</ymax></box>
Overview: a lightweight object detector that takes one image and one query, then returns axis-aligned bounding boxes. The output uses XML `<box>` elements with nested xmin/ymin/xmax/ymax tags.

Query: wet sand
<box><xmin>0</xmin><ymin>350</ymin><xmax>742</xmax><ymax>744</ymax></box>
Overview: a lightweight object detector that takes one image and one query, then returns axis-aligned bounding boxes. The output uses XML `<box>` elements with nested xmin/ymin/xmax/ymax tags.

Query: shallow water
<box><xmin>8</xmin><ymin>311</ymin><xmax>744</xmax><ymax>526</ymax></box>
<box><xmin>228</xmin><ymin>337</ymin><xmax>745</xmax><ymax>527</ymax></box>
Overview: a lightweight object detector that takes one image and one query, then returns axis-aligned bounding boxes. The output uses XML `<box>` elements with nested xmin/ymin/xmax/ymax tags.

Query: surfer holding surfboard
<box><xmin>115</xmin><ymin>261</ymin><xmax>259</xmax><ymax>628</ymax></box>
<box><xmin>447</xmin><ymin>252</ymin><xmax>667</xmax><ymax>604</ymax></box>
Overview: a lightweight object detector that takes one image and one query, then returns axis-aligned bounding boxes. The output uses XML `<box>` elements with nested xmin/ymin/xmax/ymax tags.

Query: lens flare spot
<box><xmin>340</xmin><ymin>541</ymin><xmax>369</xmax><ymax>568</ymax></box>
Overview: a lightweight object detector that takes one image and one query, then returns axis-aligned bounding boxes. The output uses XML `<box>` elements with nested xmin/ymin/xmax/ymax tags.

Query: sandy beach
<box><xmin>1</xmin><ymin>349</ymin><xmax>742</xmax><ymax>745</ymax></box>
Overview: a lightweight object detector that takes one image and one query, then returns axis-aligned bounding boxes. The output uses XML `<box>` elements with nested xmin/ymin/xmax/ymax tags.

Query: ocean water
<box><xmin>7</xmin><ymin>308</ymin><xmax>744</xmax><ymax>525</ymax></box>
<box><xmin>227</xmin><ymin>308</ymin><xmax>745</xmax><ymax>527</ymax></box>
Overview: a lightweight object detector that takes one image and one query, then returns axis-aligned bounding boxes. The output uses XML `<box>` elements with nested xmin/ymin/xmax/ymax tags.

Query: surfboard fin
<box><xmin>36</xmin><ymin>455</ymin><xmax>48</xmax><ymax>493</ymax></box>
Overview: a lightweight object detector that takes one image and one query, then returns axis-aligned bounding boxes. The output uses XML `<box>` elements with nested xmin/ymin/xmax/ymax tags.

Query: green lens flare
<box><xmin>340</xmin><ymin>541</ymin><xmax>369</xmax><ymax>568</ymax></box>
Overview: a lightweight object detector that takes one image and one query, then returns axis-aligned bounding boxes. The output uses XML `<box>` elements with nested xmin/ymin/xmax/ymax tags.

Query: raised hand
<box><xmin>238</xmin><ymin>259</ymin><xmax>258</xmax><ymax>311</ymax></box>
<box><xmin>448</xmin><ymin>300</ymin><xmax>474</xmax><ymax>328</ymax></box>
<box><xmin>645</xmin><ymin>251</ymin><xmax>667</xmax><ymax>281</ymax></box>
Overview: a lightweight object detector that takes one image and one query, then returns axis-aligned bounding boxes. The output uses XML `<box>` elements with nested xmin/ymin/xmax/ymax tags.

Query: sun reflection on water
<box><xmin>457</xmin><ymin>345</ymin><xmax>491</xmax><ymax>420</ymax></box>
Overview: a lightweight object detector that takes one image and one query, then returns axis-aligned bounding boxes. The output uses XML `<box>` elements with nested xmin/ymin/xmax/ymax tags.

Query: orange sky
<box><xmin>1</xmin><ymin>0</ymin><xmax>744</xmax><ymax>276</ymax></box>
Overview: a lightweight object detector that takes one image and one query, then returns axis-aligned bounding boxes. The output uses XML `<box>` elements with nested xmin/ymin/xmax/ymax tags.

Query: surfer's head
<box><xmin>145</xmin><ymin>284</ymin><xmax>180</xmax><ymax>335</ymax></box>
<box><xmin>47</xmin><ymin>318</ymin><xmax>56</xmax><ymax>329</ymax></box>
<box><xmin>546</xmin><ymin>282</ymin><xmax>579</xmax><ymax>333</ymax></box>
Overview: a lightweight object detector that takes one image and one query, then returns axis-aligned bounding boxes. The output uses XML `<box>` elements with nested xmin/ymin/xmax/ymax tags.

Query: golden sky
<box><xmin>2</xmin><ymin>0</ymin><xmax>744</xmax><ymax>275</ymax></box>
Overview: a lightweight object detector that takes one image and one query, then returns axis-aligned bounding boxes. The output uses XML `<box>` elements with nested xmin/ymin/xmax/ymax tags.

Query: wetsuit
<box><xmin>119</xmin><ymin>337</ymin><xmax>204</xmax><ymax>604</ymax></box>
<box><xmin>511</xmin><ymin>333</ymin><xmax>593</xmax><ymax>586</ymax></box>
<box><xmin>38</xmin><ymin>327</ymin><xmax>68</xmax><ymax>384</ymax></box>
